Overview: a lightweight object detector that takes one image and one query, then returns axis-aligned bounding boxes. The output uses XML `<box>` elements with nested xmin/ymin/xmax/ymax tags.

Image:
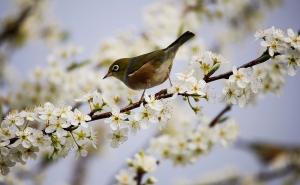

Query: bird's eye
<box><xmin>112</xmin><ymin>64</ymin><xmax>119</xmax><ymax>72</ymax></box>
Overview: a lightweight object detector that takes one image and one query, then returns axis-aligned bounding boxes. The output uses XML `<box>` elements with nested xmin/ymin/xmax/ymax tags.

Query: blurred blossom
<box><xmin>115</xmin><ymin>151</ymin><xmax>158</xmax><ymax>185</ymax></box>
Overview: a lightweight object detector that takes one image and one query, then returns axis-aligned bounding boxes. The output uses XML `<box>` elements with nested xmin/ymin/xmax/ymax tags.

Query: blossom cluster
<box><xmin>222</xmin><ymin>27</ymin><xmax>300</xmax><ymax>107</ymax></box>
<box><xmin>0</xmin><ymin>102</ymin><xmax>95</xmax><ymax>175</ymax></box>
<box><xmin>76</xmin><ymin>90</ymin><xmax>174</xmax><ymax>148</ymax></box>
<box><xmin>190</xmin><ymin>51</ymin><xmax>228</xmax><ymax>78</ymax></box>
<box><xmin>115</xmin><ymin>151</ymin><xmax>158</xmax><ymax>185</ymax></box>
<box><xmin>150</xmin><ymin>118</ymin><xmax>239</xmax><ymax>165</ymax></box>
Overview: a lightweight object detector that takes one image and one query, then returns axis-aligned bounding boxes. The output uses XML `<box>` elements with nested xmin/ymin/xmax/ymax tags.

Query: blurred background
<box><xmin>0</xmin><ymin>0</ymin><xmax>300</xmax><ymax>184</ymax></box>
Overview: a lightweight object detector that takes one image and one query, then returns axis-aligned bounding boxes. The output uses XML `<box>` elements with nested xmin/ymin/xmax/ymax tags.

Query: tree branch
<box><xmin>256</xmin><ymin>164</ymin><xmax>300</xmax><ymax>182</ymax></box>
<box><xmin>0</xmin><ymin>4</ymin><xmax>35</xmax><ymax>46</ymax></box>
<box><xmin>209</xmin><ymin>105</ymin><xmax>232</xmax><ymax>127</ymax></box>
<box><xmin>88</xmin><ymin>91</ymin><xmax>203</xmax><ymax>121</ymax></box>
<box><xmin>5</xmin><ymin>49</ymin><xmax>275</xmax><ymax>145</ymax></box>
<box><xmin>205</xmin><ymin>50</ymin><xmax>276</xmax><ymax>83</ymax></box>
<box><xmin>191</xmin><ymin>164</ymin><xmax>300</xmax><ymax>185</ymax></box>
<box><xmin>89</xmin><ymin>49</ymin><xmax>273</xmax><ymax>122</ymax></box>
<box><xmin>135</xmin><ymin>170</ymin><xmax>145</xmax><ymax>185</ymax></box>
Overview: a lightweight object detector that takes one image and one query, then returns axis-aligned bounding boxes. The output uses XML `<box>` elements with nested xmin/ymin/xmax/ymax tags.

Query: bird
<box><xmin>103</xmin><ymin>31</ymin><xmax>195</xmax><ymax>101</ymax></box>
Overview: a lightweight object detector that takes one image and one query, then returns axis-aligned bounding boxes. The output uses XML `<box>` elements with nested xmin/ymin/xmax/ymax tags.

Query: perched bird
<box><xmin>103</xmin><ymin>31</ymin><xmax>195</xmax><ymax>99</ymax></box>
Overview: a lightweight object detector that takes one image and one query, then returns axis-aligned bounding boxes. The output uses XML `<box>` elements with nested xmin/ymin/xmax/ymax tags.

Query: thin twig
<box><xmin>0</xmin><ymin>4</ymin><xmax>36</xmax><ymax>46</ymax></box>
<box><xmin>256</xmin><ymin>164</ymin><xmax>299</xmax><ymax>182</ymax></box>
<box><xmin>191</xmin><ymin>164</ymin><xmax>300</xmax><ymax>185</ymax></box>
<box><xmin>209</xmin><ymin>105</ymin><xmax>232</xmax><ymax>127</ymax></box>
<box><xmin>205</xmin><ymin>50</ymin><xmax>278</xmax><ymax>83</ymax></box>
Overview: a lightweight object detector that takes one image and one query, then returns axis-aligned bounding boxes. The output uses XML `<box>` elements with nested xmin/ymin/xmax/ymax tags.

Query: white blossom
<box><xmin>144</xmin><ymin>94</ymin><xmax>163</xmax><ymax>111</ymax></box>
<box><xmin>108</xmin><ymin>128</ymin><xmax>129</xmax><ymax>148</ymax></box>
<box><xmin>72</xmin><ymin>109</ymin><xmax>91</xmax><ymax>127</ymax></box>
<box><xmin>285</xmin><ymin>28</ymin><xmax>300</xmax><ymax>49</ymax></box>
<box><xmin>127</xmin><ymin>151</ymin><xmax>158</xmax><ymax>173</ymax></box>
<box><xmin>115</xmin><ymin>170</ymin><xmax>136</xmax><ymax>185</ymax></box>
<box><xmin>2</xmin><ymin>111</ymin><xmax>24</xmax><ymax>127</ymax></box>
<box><xmin>222</xmin><ymin>82</ymin><xmax>241</xmax><ymax>105</ymax></box>
<box><xmin>213</xmin><ymin>119</ymin><xmax>239</xmax><ymax>147</ymax></box>
<box><xmin>15</xmin><ymin>127</ymin><xmax>34</xmax><ymax>148</ymax></box>
<box><xmin>134</xmin><ymin>105</ymin><xmax>158</xmax><ymax>129</ymax></box>
<box><xmin>229</xmin><ymin>66</ymin><xmax>250</xmax><ymax>88</ymax></box>
<box><xmin>105</xmin><ymin>108</ymin><xmax>127</xmax><ymax>131</ymax></box>
<box><xmin>37</xmin><ymin>102</ymin><xmax>57</xmax><ymax>121</ymax></box>
<box><xmin>188</xmin><ymin>79</ymin><xmax>207</xmax><ymax>96</ymax></box>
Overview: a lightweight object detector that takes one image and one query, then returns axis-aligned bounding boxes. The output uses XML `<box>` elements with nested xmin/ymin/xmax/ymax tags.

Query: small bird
<box><xmin>103</xmin><ymin>31</ymin><xmax>195</xmax><ymax>100</ymax></box>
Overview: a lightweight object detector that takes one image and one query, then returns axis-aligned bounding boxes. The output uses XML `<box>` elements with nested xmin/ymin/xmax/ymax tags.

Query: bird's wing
<box><xmin>126</xmin><ymin>50</ymin><xmax>164</xmax><ymax>76</ymax></box>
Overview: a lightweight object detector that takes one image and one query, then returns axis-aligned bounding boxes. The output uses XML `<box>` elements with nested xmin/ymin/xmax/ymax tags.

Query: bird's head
<box><xmin>103</xmin><ymin>58</ymin><xmax>129</xmax><ymax>81</ymax></box>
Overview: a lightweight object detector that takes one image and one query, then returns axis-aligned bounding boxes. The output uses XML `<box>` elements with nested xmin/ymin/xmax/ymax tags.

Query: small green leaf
<box><xmin>66</xmin><ymin>60</ymin><xmax>90</xmax><ymax>71</ymax></box>
<box><xmin>208</xmin><ymin>63</ymin><xmax>221</xmax><ymax>76</ymax></box>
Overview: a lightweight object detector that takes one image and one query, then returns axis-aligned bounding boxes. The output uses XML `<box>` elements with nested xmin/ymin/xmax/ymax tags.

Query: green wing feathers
<box><xmin>126</xmin><ymin>50</ymin><xmax>164</xmax><ymax>76</ymax></box>
<box><xmin>125</xmin><ymin>31</ymin><xmax>195</xmax><ymax>77</ymax></box>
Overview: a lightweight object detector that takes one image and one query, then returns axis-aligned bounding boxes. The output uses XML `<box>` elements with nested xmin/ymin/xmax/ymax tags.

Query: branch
<box><xmin>135</xmin><ymin>170</ymin><xmax>145</xmax><ymax>185</ymax></box>
<box><xmin>256</xmin><ymin>164</ymin><xmax>300</xmax><ymax>182</ymax></box>
<box><xmin>235</xmin><ymin>139</ymin><xmax>300</xmax><ymax>165</ymax></box>
<box><xmin>88</xmin><ymin>91</ymin><xmax>203</xmax><ymax>121</ymax></box>
<box><xmin>192</xmin><ymin>164</ymin><xmax>299</xmax><ymax>185</ymax></box>
<box><xmin>89</xmin><ymin>50</ymin><xmax>273</xmax><ymax>122</ymax></box>
<box><xmin>0</xmin><ymin>4</ymin><xmax>35</xmax><ymax>46</ymax></box>
<box><xmin>5</xmin><ymin>49</ymin><xmax>274</xmax><ymax>145</ymax></box>
<box><xmin>205</xmin><ymin>50</ymin><xmax>277</xmax><ymax>83</ymax></box>
<box><xmin>209</xmin><ymin>105</ymin><xmax>232</xmax><ymax>127</ymax></box>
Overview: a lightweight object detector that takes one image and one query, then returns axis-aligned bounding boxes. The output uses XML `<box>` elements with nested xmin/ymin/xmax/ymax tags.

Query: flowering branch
<box><xmin>204</xmin><ymin>49</ymin><xmax>275</xmax><ymax>82</ymax></box>
<box><xmin>88</xmin><ymin>91</ymin><xmax>202</xmax><ymax>121</ymax></box>
<box><xmin>89</xmin><ymin>48</ymin><xmax>276</xmax><ymax>122</ymax></box>
<box><xmin>89</xmin><ymin>51</ymin><xmax>272</xmax><ymax>122</ymax></box>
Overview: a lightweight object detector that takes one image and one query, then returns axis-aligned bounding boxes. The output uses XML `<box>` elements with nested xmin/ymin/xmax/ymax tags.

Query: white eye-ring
<box><xmin>112</xmin><ymin>64</ymin><xmax>119</xmax><ymax>71</ymax></box>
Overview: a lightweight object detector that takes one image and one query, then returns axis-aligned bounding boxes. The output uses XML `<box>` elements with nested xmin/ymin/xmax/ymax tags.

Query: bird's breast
<box><xmin>125</xmin><ymin>58</ymin><xmax>173</xmax><ymax>90</ymax></box>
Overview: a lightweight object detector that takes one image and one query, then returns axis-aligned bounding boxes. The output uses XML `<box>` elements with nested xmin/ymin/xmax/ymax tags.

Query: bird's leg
<box><xmin>139</xmin><ymin>89</ymin><xmax>146</xmax><ymax>104</ymax></box>
<box><xmin>168</xmin><ymin>76</ymin><xmax>173</xmax><ymax>87</ymax></box>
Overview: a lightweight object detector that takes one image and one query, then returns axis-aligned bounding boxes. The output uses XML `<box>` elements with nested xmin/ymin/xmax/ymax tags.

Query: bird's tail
<box><xmin>166</xmin><ymin>31</ymin><xmax>195</xmax><ymax>50</ymax></box>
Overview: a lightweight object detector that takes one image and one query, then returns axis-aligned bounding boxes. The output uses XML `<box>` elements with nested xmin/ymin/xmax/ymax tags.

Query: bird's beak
<box><xmin>103</xmin><ymin>72</ymin><xmax>112</xmax><ymax>79</ymax></box>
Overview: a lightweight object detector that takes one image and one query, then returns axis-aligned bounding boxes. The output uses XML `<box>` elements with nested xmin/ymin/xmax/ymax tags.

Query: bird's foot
<box><xmin>168</xmin><ymin>77</ymin><xmax>173</xmax><ymax>87</ymax></box>
<box><xmin>139</xmin><ymin>89</ymin><xmax>146</xmax><ymax>104</ymax></box>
